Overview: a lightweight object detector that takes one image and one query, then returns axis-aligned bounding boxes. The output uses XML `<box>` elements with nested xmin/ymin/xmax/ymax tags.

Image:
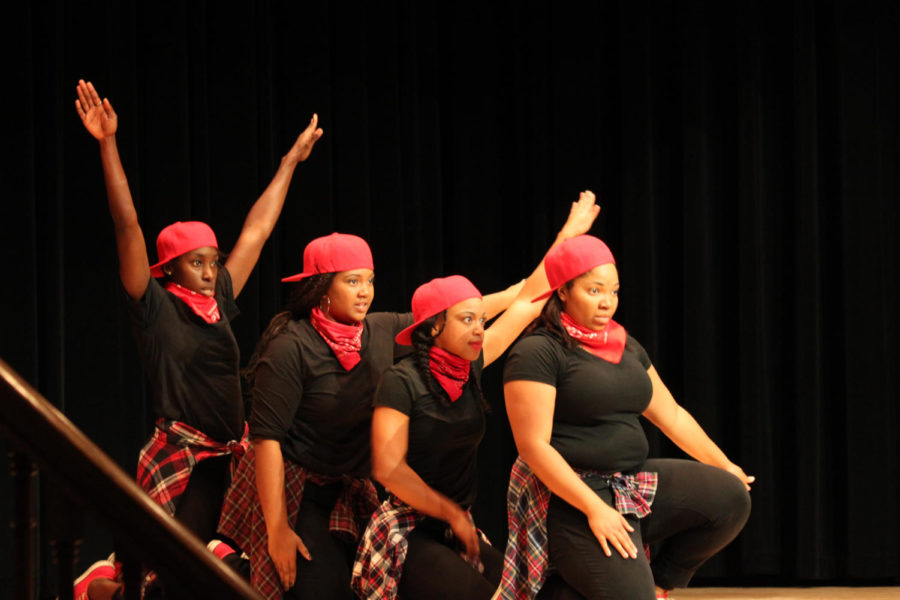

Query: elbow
<box><xmin>371</xmin><ymin>456</ymin><xmax>396</xmax><ymax>488</ymax></box>
<box><xmin>513</xmin><ymin>437</ymin><xmax>546</xmax><ymax>467</ymax></box>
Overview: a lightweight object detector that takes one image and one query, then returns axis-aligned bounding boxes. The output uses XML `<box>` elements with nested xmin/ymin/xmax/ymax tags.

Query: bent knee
<box><xmin>713</xmin><ymin>470</ymin><xmax>752</xmax><ymax>529</ymax></box>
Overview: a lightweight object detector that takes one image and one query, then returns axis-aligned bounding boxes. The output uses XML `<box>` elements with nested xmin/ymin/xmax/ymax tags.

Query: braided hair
<box><xmin>410</xmin><ymin>312</ymin><xmax>490</xmax><ymax>413</ymax></box>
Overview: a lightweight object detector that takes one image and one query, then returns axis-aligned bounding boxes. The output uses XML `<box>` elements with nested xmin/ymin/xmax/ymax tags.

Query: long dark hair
<box><xmin>242</xmin><ymin>273</ymin><xmax>336</xmax><ymax>387</ymax></box>
<box><xmin>524</xmin><ymin>279</ymin><xmax>582</xmax><ymax>353</ymax></box>
<box><xmin>410</xmin><ymin>313</ymin><xmax>490</xmax><ymax>412</ymax></box>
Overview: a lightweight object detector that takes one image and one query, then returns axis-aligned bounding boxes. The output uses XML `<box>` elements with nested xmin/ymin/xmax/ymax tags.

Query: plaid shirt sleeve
<box><xmin>136</xmin><ymin>419</ymin><xmax>249</xmax><ymax>516</ymax></box>
<box><xmin>218</xmin><ymin>446</ymin><xmax>378</xmax><ymax>600</ymax></box>
<box><xmin>351</xmin><ymin>497</ymin><xmax>422</xmax><ymax>600</ymax></box>
<box><xmin>498</xmin><ymin>457</ymin><xmax>658</xmax><ymax>600</ymax></box>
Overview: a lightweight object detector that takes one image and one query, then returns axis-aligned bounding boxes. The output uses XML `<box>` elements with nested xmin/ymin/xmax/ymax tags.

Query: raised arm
<box><xmin>481</xmin><ymin>191</ymin><xmax>600</xmax><ymax>366</ymax></box>
<box><xmin>371</xmin><ymin>406</ymin><xmax>482</xmax><ymax>563</ymax></box>
<box><xmin>226</xmin><ymin>115</ymin><xmax>323</xmax><ymax>296</ymax></box>
<box><xmin>76</xmin><ymin>79</ymin><xmax>150</xmax><ymax>300</ymax></box>
<box><xmin>505</xmin><ymin>380</ymin><xmax>638</xmax><ymax>559</ymax></box>
<box><xmin>641</xmin><ymin>367</ymin><xmax>755</xmax><ymax>490</ymax></box>
<box><xmin>481</xmin><ymin>279</ymin><xmax>524</xmax><ymax>320</ymax></box>
<box><xmin>254</xmin><ymin>438</ymin><xmax>311</xmax><ymax>590</ymax></box>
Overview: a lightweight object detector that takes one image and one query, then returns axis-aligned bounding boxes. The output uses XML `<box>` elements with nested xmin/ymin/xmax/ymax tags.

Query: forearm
<box><xmin>254</xmin><ymin>439</ymin><xmax>292</xmax><ymax>536</ymax></box>
<box><xmin>518</xmin><ymin>439</ymin><xmax>606</xmax><ymax>518</ymax></box>
<box><xmin>376</xmin><ymin>461</ymin><xmax>464</xmax><ymax>524</ymax></box>
<box><xmin>98</xmin><ymin>136</ymin><xmax>139</xmax><ymax>231</ymax></box>
<box><xmin>657</xmin><ymin>406</ymin><xmax>734</xmax><ymax>469</ymax></box>
<box><xmin>241</xmin><ymin>155</ymin><xmax>299</xmax><ymax>238</ymax></box>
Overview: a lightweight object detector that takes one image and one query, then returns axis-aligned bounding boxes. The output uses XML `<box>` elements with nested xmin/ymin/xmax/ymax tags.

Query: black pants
<box><xmin>284</xmin><ymin>482</ymin><xmax>357</xmax><ymax>600</ymax></box>
<box><xmin>140</xmin><ymin>455</ymin><xmax>235</xmax><ymax>599</ymax></box>
<box><xmin>398</xmin><ymin>517</ymin><xmax>504</xmax><ymax>600</ymax></box>
<box><xmin>172</xmin><ymin>454</ymin><xmax>232</xmax><ymax>542</ymax></box>
<box><xmin>545</xmin><ymin>459</ymin><xmax>751</xmax><ymax>599</ymax></box>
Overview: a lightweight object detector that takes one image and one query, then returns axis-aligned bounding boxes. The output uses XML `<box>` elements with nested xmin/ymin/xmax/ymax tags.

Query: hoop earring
<box><xmin>320</xmin><ymin>295</ymin><xmax>331</xmax><ymax>316</ymax></box>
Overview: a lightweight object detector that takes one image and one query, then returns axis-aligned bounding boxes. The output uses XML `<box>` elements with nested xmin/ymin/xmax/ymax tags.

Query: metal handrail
<box><xmin>0</xmin><ymin>357</ymin><xmax>261</xmax><ymax>599</ymax></box>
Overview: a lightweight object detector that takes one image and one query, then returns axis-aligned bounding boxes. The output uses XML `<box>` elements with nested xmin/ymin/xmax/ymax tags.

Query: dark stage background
<box><xmin>1</xmin><ymin>0</ymin><xmax>897</xmax><ymax>594</ymax></box>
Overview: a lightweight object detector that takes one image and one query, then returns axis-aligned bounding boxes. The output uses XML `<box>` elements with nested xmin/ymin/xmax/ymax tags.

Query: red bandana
<box><xmin>164</xmin><ymin>282</ymin><xmax>220</xmax><ymax>324</ymax></box>
<box><xmin>310</xmin><ymin>307</ymin><xmax>363</xmax><ymax>370</ymax></box>
<box><xmin>429</xmin><ymin>345</ymin><xmax>471</xmax><ymax>402</ymax></box>
<box><xmin>560</xmin><ymin>311</ymin><xmax>627</xmax><ymax>364</ymax></box>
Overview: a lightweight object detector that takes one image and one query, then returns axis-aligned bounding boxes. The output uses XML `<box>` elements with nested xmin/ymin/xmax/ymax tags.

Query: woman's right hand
<box><xmin>587</xmin><ymin>500</ymin><xmax>638</xmax><ymax>559</ymax></box>
<box><xmin>447</xmin><ymin>504</ymin><xmax>481</xmax><ymax>565</ymax></box>
<box><xmin>267</xmin><ymin>524</ymin><xmax>312</xmax><ymax>590</ymax></box>
<box><xmin>75</xmin><ymin>79</ymin><xmax>117</xmax><ymax>140</ymax></box>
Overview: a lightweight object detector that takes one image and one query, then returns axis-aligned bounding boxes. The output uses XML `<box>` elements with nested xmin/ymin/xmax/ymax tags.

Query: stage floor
<box><xmin>677</xmin><ymin>588</ymin><xmax>900</xmax><ymax>599</ymax></box>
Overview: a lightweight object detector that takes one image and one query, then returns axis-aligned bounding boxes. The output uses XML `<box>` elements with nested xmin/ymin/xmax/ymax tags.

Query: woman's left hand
<box><xmin>724</xmin><ymin>463</ymin><xmax>755</xmax><ymax>491</ymax></box>
<box><xmin>558</xmin><ymin>190</ymin><xmax>601</xmax><ymax>239</ymax></box>
<box><xmin>285</xmin><ymin>113</ymin><xmax>324</xmax><ymax>163</ymax></box>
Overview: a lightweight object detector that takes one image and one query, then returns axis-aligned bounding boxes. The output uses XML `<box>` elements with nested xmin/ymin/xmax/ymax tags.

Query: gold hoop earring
<box><xmin>320</xmin><ymin>295</ymin><xmax>331</xmax><ymax>316</ymax></box>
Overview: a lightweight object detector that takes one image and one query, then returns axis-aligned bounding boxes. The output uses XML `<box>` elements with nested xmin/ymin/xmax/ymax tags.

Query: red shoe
<box><xmin>73</xmin><ymin>559</ymin><xmax>116</xmax><ymax>600</ymax></box>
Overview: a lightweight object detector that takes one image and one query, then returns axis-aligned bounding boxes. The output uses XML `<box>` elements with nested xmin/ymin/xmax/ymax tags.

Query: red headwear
<box><xmin>149</xmin><ymin>221</ymin><xmax>219</xmax><ymax>278</ymax></box>
<box><xmin>532</xmin><ymin>235</ymin><xmax>616</xmax><ymax>302</ymax></box>
<box><xmin>281</xmin><ymin>233</ymin><xmax>374</xmax><ymax>282</ymax></box>
<box><xmin>395</xmin><ymin>275</ymin><xmax>483</xmax><ymax>345</ymax></box>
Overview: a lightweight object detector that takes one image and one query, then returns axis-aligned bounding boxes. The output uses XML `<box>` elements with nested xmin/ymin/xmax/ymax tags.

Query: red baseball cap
<box><xmin>395</xmin><ymin>275</ymin><xmax>483</xmax><ymax>345</ymax></box>
<box><xmin>282</xmin><ymin>233</ymin><xmax>374</xmax><ymax>282</ymax></box>
<box><xmin>532</xmin><ymin>235</ymin><xmax>616</xmax><ymax>302</ymax></box>
<box><xmin>149</xmin><ymin>221</ymin><xmax>219</xmax><ymax>278</ymax></box>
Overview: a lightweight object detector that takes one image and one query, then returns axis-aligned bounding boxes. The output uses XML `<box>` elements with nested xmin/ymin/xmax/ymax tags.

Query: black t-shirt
<box><xmin>374</xmin><ymin>354</ymin><xmax>486</xmax><ymax>507</ymax></box>
<box><xmin>249</xmin><ymin>312</ymin><xmax>413</xmax><ymax>477</ymax></box>
<box><xmin>503</xmin><ymin>328</ymin><xmax>653</xmax><ymax>473</ymax></box>
<box><xmin>126</xmin><ymin>267</ymin><xmax>244</xmax><ymax>443</ymax></box>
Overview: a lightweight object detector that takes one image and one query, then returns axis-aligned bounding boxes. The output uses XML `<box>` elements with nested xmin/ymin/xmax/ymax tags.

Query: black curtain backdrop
<box><xmin>2</xmin><ymin>0</ymin><xmax>897</xmax><ymax>593</ymax></box>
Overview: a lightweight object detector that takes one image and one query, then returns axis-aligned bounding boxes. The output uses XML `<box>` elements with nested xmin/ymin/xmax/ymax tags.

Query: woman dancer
<box><xmin>73</xmin><ymin>79</ymin><xmax>322</xmax><ymax>599</ymax></box>
<box><xmin>501</xmin><ymin>235</ymin><xmax>753</xmax><ymax>600</ymax></box>
<box><xmin>351</xmin><ymin>191</ymin><xmax>598</xmax><ymax>600</ymax></box>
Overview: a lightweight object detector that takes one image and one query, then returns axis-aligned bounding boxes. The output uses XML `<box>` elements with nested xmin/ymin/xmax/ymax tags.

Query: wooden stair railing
<box><xmin>0</xmin><ymin>357</ymin><xmax>261</xmax><ymax>599</ymax></box>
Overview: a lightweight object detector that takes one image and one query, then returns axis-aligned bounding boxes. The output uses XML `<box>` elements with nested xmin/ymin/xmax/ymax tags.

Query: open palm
<box><xmin>75</xmin><ymin>79</ymin><xmax>117</xmax><ymax>139</ymax></box>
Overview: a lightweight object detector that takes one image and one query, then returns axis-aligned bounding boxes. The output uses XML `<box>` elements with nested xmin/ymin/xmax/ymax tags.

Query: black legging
<box><xmin>284</xmin><ymin>482</ymin><xmax>357</xmax><ymax>600</ymax></box>
<box><xmin>398</xmin><ymin>517</ymin><xmax>504</xmax><ymax>600</ymax></box>
<box><xmin>545</xmin><ymin>459</ymin><xmax>751</xmax><ymax>599</ymax></box>
<box><xmin>172</xmin><ymin>454</ymin><xmax>232</xmax><ymax>541</ymax></box>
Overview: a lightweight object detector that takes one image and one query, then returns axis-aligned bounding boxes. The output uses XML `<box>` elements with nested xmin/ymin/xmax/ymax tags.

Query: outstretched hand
<box><xmin>285</xmin><ymin>113</ymin><xmax>324</xmax><ymax>163</ymax></box>
<box><xmin>75</xmin><ymin>79</ymin><xmax>117</xmax><ymax>140</ymax></box>
<box><xmin>558</xmin><ymin>190</ymin><xmax>601</xmax><ymax>239</ymax></box>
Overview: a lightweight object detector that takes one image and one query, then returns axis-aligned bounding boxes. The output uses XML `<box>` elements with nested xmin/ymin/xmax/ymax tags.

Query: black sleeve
<box><xmin>625</xmin><ymin>335</ymin><xmax>652</xmax><ymax>369</ymax></box>
<box><xmin>249</xmin><ymin>333</ymin><xmax>304</xmax><ymax>441</ymax></box>
<box><xmin>503</xmin><ymin>334</ymin><xmax>566</xmax><ymax>387</ymax></box>
<box><xmin>124</xmin><ymin>276</ymin><xmax>165</xmax><ymax>328</ymax></box>
<box><xmin>391</xmin><ymin>312</ymin><xmax>415</xmax><ymax>360</ymax></box>
<box><xmin>372</xmin><ymin>365</ymin><xmax>414</xmax><ymax>415</ymax></box>
<box><xmin>215</xmin><ymin>266</ymin><xmax>240</xmax><ymax>321</ymax></box>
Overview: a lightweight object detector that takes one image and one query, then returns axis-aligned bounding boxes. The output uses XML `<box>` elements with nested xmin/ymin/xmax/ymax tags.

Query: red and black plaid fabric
<box><xmin>218</xmin><ymin>446</ymin><xmax>379</xmax><ymax>600</ymax></box>
<box><xmin>351</xmin><ymin>496</ymin><xmax>421</xmax><ymax>599</ymax></box>
<box><xmin>351</xmin><ymin>495</ymin><xmax>491</xmax><ymax>600</ymax></box>
<box><xmin>136</xmin><ymin>419</ymin><xmax>249</xmax><ymax>516</ymax></box>
<box><xmin>499</xmin><ymin>456</ymin><xmax>658</xmax><ymax>600</ymax></box>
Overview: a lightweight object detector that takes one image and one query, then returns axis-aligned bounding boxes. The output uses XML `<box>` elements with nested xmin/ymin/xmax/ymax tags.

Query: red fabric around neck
<box><xmin>428</xmin><ymin>345</ymin><xmax>471</xmax><ymax>402</ymax></box>
<box><xmin>164</xmin><ymin>282</ymin><xmax>220</xmax><ymax>324</ymax></box>
<box><xmin>560</xmin><ymin>311</ymin><xmax>627</xmax><ymax>364</ymax></box>
<box><xmin>310</xmin><ymin>307</ymin><xmax>363</xmax><ymax>370</ymax></box>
